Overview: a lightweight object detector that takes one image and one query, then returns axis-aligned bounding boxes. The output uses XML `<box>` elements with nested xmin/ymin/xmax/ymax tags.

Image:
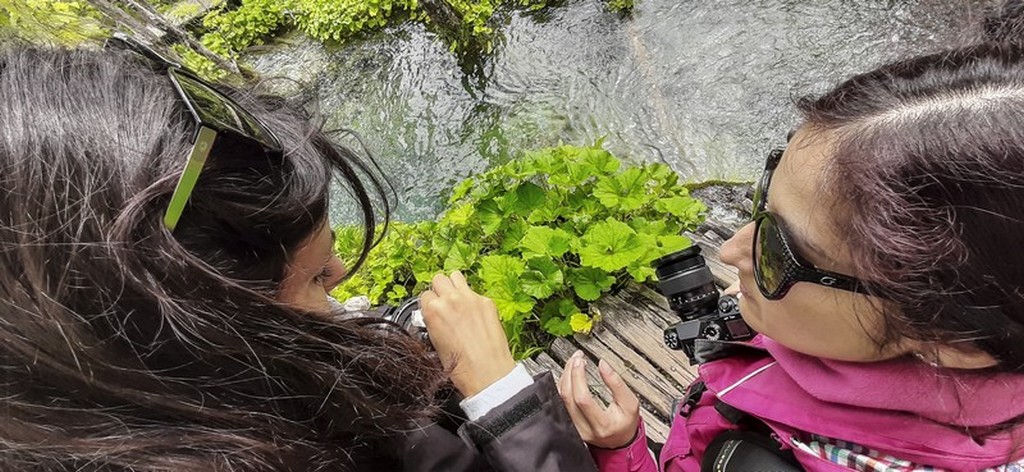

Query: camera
<box><xmin>652</xmin><ymin>246</ymin><xmax>754</xmax><ymax>365</ymax></box>
<box><xmin>380</xmin><ymin>297</ymin><xmax>430</xmax><ymax>343</ymax></box>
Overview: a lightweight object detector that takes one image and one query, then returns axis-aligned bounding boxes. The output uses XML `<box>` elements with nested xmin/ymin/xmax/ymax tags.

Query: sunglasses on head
<box><xmin>751</xmin><ymin>149</ymin><xmax>868</xmax><ymax>300</ymax></box>
<box><xmin>105</xmin><ymin>33</ymin><xmax>283</xmax><ymax>231</ymax></box>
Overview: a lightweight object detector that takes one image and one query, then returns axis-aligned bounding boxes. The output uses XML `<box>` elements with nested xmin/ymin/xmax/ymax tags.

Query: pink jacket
<box><xmin>591</xmin><ymin>335</ymin><xmax>1024</xmax><ymax>471</ymax></box>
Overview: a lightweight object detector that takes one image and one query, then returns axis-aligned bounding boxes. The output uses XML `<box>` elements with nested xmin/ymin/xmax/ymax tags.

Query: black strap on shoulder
<box><xmin>701</xmin><ymin>430</ymin><xmax>802</xmax><ymax>472</ymax></box>
<box><xmin>678</xmin><ymin>380</ymin><xmax>707</xmax><ymax>418</ymax></box>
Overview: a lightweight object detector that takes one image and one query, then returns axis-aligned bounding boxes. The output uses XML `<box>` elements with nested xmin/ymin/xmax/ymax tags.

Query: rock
<box><xmin>688</xmin><ymin>182</ymin><xmax>753</xmax><ymax>239</ymax></box>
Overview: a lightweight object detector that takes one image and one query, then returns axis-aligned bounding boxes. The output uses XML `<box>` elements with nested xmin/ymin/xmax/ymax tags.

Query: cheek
<box><xmin>277</xmin><ymin>278</ymin><xmax>332</xmax><ymax>314</ymax></box>
<box><xmin>740</xmin><ymin>287</ymin><xmax>892</xmax><ymax>362</ymax></box>
<box><xmin>292</xmin><ymin>287</ymin><xmax>332</xmax><ymax>313</ymax></box>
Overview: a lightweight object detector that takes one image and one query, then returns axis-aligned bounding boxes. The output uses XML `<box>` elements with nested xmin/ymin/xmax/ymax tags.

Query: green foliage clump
<box><xmin>293</xmin><ymin>0</ymin><xmax>421</xmax><ymax>43</ymax></box>
<box><xmin>1</xmin><ymin>0</ymin><xmax>108</xmax><ymax>45</ymax></box>
<box><xmin>331</xmin><ymin>143</ymin><xmax>706</xmax><ymax>357</ymax></box>
<box><xmin>606</xmin><ymin>0</ymin><xmax>635</xmax><ymax>13</ymax></box>
<box><xmin>171</xmin><ymin>44</ymin><xmax>228</xmax><ymax>82</ymax></box>
<box><xmin>444</xmin><ymin>0</ymin><xmax>496</xmax><ymax>52</ymax></box>
<box><xmin>201</xmin><ymin>0</ymin><xmax>290</xmax><ymax>56</ymax></box>
<box><xmin>194</xmin><ymin>0</ymin><xmax>557</xmax><ymax>64</ymax></box>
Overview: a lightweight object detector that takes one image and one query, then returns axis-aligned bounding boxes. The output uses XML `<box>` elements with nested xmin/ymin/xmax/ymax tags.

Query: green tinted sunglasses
<box><xmin>751</xmin><ymin>149</ymin><xmax>868</xmax><ymax>299</ymax></box>
<box><xmin>105</xmin><ymin>34</ymin><xmax>283</xmax><ymax>230</ymax></box>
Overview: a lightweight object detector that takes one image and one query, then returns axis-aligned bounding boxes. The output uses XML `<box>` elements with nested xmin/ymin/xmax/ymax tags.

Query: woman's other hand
<box><xmin>419</xmin><ymin>271</ymin><xmax>516</xmax><ymax>398</ymax></box>
<box><xmin>558</xmin><ymin>351</ymin><xmax>641</xmax><ymax>449</ymax></box>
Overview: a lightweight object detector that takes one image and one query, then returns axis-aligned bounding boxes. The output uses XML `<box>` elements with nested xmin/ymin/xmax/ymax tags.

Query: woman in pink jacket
<box><xmin>556</xmin><ymin>9</ymin><xmax>1024</xmax><ymax>472</ymax></box>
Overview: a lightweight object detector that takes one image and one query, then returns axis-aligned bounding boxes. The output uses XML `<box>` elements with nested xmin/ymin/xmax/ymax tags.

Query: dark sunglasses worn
<box><xmin>105</xmin><ymin>33</ymin><xmax>283</xmax><ymax>230</ymax></box>
<box><xmin>751</xmin><ymin>149</ymin><xmax>867</xmax><ymax>300</ymax></box>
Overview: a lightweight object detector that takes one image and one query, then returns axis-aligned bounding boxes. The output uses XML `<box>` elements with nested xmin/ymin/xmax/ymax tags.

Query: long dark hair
<box><xmin>796</xmin><ymin>5</ymin><xmax>1024</xmax><ymax>372</ymax></box>
<box><xmin>0</xmin><ymin>47</ymin><xmax>445</xmax><ymax>470</ymax></box>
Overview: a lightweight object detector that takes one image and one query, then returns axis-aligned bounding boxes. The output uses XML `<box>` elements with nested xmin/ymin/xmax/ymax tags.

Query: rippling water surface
<box><xmin>249</xmin><ymin>0</ymin><xmax>981</xmax><ymax>221</ymax></box>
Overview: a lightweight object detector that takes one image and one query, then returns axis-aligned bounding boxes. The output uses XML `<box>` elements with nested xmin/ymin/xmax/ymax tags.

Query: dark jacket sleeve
<box><xmin>400</xmin><ymin>421</ymin><xmax>494</xmax><ymax>472</ymax></box>
<box><xmin>456</xmin><ymin>372</ymin><xmax>599</xmax><ymax>472</ymax></box>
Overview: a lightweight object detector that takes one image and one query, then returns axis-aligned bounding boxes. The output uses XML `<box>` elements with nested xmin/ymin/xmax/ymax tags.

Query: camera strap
<box><xmin>677</xmin><ymin>380</ymin><xmax>707</xmax><ymax>419</ymax></box>
<box><xmin>704</xmin><ymin>401</ymin><xmax>800</xmax><ymax>471</ymax></box>
<box><xmin>692</xmin><ymin>339</ymin><xmax>766</xmax><ymax>365</ymax></box>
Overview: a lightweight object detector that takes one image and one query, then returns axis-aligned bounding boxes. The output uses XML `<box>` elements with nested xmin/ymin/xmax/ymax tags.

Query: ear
<box><xmin>905</xmin><ymin>340</ymin><xmax>998</xmax><ymax>370</ymax></box>
<box><xmin>934</xmin><ymin>345</ymin><xmax>998</xmax><ymax>369</ymax></box>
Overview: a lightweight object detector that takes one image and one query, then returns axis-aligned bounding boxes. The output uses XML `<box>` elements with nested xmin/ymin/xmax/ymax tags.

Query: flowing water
<box><xmin>248</xmin><ymin>0</ymin><xmax>982</xmax><ymax>222</ymax></box>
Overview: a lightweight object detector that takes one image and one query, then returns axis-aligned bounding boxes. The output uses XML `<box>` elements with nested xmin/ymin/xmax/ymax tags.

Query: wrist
<box><xmin>456</xmin><ymin>359</ymin><xmax>516</xmax><ymax>397</ymax></box>
<box><xmin>592</xmin><ymin>421</ymin><xmax>641</xmax><ymax>450</ymax></box>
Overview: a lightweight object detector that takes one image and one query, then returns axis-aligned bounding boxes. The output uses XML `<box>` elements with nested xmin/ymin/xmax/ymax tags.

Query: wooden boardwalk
<box><xmin>521</xmin><ymin>230</ymin><xmax>739</xmax><ymax>443</ymax></box>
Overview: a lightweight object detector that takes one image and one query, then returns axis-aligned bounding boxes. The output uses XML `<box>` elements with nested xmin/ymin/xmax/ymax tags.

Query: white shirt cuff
<box><xmin>459</xmin><ymin>363</ymin><xmax>535</xmax><ymax>421</ymax></box>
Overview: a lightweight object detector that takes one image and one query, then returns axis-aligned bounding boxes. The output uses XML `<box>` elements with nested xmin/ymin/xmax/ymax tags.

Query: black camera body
<box><xmin>662</xmin><ymin>294</ymin><xmax>751</xmax><ymax>363</ymax></box>
<box><xmin>652</xmin><ymin>246</ymin><xmax>755</xmax><ymax>365</ymax></box>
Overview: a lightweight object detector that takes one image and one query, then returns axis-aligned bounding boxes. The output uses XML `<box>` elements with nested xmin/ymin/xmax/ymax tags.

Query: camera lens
<box><xmin>651</xmin><ymin>246</ymin><xmax>719</xmax><ymax>321</ymax></box>
<box><xmin>381</xmin><ymin>297</ymin><xmax>421</xmax><ymax>331</ymax></box>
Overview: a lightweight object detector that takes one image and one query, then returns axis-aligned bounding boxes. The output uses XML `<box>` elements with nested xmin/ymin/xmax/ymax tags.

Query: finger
<box><xmin>599</xmin><ymin>359</ymin><xmax>639</xmax><ymax>414</ymax></box>
<box><xmin>722</xmin><ymin>280</ymin><xmax>741</xmax><ymax>296</ymax></box>
<box><xmin>430</xmin><ymin>273</ymin><xmax>456</xmax><ymax>296</ymax></box>
<box><xmin>417</xmin><ymin>291</ymin><xmax>445</xmax><ymax>323</ymax></box>
<box><xmin>558</xmin><ymin>354</ymin><xmax>575</xmax><ymax>398</ymax></box>
<box><xmin>558</xmin><ymin>358</ymin><xmax>572</xmax><ymax>397</ymax></box>
<box><xmin>449</xmin><ymin>270</ymin><xmax>470</xmax><ymax>291</ymax></box>
<box><xmin>559</xmin><ymin>352</ymin><xmax>593</xmax><ymax>430</ymax></box>
<box><xmin>571</xmin><ymin>354</ymin><xmax>606</xmax><ymax>421</ymax></box>
<box><xmin>418</xmin><ymin>289</ymin><xmax>438</xmax><ymax>307</ymax></box>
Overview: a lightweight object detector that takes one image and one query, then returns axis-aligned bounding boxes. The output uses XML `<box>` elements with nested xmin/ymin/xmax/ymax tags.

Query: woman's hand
<box><xmin>419</xmin><ymin>271</ymin><xmax>516</xmax><ymax>398</ymax></box>
<box><xmin>558</xmin><ymin>350</ymin><xmax>640</xmax><ymax>449</ymax></box>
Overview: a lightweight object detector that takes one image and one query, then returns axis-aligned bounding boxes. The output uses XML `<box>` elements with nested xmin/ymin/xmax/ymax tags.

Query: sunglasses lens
<box><xmin>754</xmin><ymin>216</ymin><xmax>786</xmax><ymax>297</ymax></box>
<box><xmin>171</xmin><ymin>70</ymin><xmax>280</xmax><ymax>151</ymax></box>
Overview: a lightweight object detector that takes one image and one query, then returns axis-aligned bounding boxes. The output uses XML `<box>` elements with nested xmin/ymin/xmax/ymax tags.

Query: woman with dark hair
<box><xmin>430</xmin><ymin>5</ymin><xmax>1024</xmax><ymax>472</ymax></box>
<box><xmin>0</xmin><ymin>44</ymin><xmax>596</xmax><ymax>471</ymax></box>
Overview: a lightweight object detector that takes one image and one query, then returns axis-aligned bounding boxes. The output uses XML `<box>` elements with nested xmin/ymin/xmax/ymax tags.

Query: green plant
<box><xmin>444</xmin><ymin>0</ymin><xmax>495</xmax><ymax>53</ymax></box>
<box><xmin>331</xmin><ymin>143</ymin><xmax>706</xmax><ymax>357</ymax></box>
<box><xmin>293</xmin><ymin>0</ymin><xmax>421</xmax><ymax>43</ymax></box>
<box><xmin>606</xmin><ymin>0</ymin><xmax>634</xmax><ymax>13</ymax></box>
<box><xmin>201</xmin><ymin>0</ymin><xmax>291</xmax><ymax>55</ymax></box>
<box><xmin>2</xmin><ymin>0</ymin><xmax>108</xmax><ymax>45</ymax></box>
<box><xmin>171</xmin><ymin>44</ymin><xmax>229</xmax><ymax>82</ymax></box>
<box><xmin>194</xmin><ymin>0</ymin><xmax>552</xmax><ymax>62</ymax></box>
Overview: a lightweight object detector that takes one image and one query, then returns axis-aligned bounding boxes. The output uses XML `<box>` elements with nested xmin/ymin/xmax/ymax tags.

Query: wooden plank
<box><xmin>590</xmin><ymin>323</ymin><xmax>687</xmax><ymax>393</ymax></box>
<box><xmin>534</xmin><ymin>349</ymin><xmax>669</xmax><ymax>443</ymax></box>
<box><xmin>571</xmin><ymin>330</ymin><xmax>675</xmax><ymax>418</ymax></box>
<box><xmin>549</xmin><ymin>336</ymin><xmax>578</xmax><ymax>364</ymax></box>
<box><xmin>521</xmin><ymin>357</ymin><xmax>546</xmax><ymax>377</ymax></box>
<box><xmin>544</xmin><ymin>337</ymin><xmax>671</xmax><ymax>442</ymax></box>
<box><xmin>534</xmin><ymin>351</ymin><xmax>563</xmax><ymax>374</ymax></box>
<box><xmin>631</xmin><ymin>284</ymin><xmax>670</xmax><ymax>312</ymax></box>
<box><xmin>537</xmin><ymin>349</ymin><xmax>613</xmax><ymax>404</ymax></box>
<box><xmin>597</xmin><ymin>295</ymin><xmax>698</xmax><ymax>386</ymax></box>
